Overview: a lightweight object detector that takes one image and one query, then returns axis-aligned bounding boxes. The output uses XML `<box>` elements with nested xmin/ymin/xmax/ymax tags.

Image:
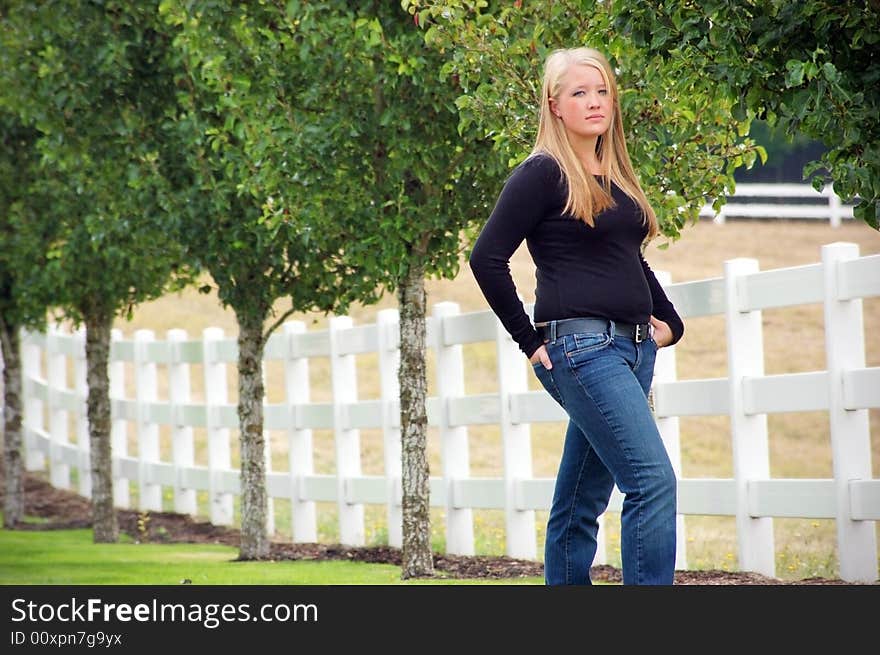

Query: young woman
<box><xmin>469</xmin><ymin>47</ymin><xmax>684</xmax><ymax>585</ymax></box>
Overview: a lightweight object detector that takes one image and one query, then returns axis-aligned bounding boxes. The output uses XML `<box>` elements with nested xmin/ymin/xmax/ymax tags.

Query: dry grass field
<box><xmin>107</xmin><ymin>218</ymin><xmax>880</xmax><ymax>580</ymax></box>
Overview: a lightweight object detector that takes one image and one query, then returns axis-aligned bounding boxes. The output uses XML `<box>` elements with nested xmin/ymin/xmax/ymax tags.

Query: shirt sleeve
<box><xmin>640</xmin><ymin>254</ymin><xmax>685</xmax><ymax>345</ymax></box>
<box><xmin>469</xmin><ymin>156</ymin><xmax>559</xmax><ymax>358</ymax></box>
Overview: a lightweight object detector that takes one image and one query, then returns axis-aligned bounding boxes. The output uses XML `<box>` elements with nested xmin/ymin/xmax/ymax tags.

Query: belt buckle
<box><xmin>634</xmin><ymin>323</ymin><xmax>646</xmax><ymax>343</ymax></box>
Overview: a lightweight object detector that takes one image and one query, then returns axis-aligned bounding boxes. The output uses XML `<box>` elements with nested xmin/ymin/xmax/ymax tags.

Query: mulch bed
<box><xmin>3</xmin><ymin>472</ymin><xmax>866</xmax><ymax>585</ymax></box>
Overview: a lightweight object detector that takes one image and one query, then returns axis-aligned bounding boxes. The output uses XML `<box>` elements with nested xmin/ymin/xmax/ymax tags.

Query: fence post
<box><xmin>653</xmin><ymin>270</ymin><xmax>688</xmax><ymax>570</ymax></box>
<box><xmin>167</xmin><ymin>329</ymin><xmax>196</xmax><ymax>516</ymax></box>
<box><xmin>109</xmin><ymin>329</ymin><xmax>129</xmax><ymax>508</ymax></box>
<box><xmin>828</xmin><ymin>185</ymin><xmax>842</xmax><ymax>228</ymax></box>
<box><xmin>594</xmin><ymin>508</ymin><xmax>609</xmax><ymax>566</ymax></box>
<box><xmin>433</xmin><ymin>302</ymin><xmax>475</xmax><ymax>555</ymax></box>
<box><xmin>74</xmin><ymin>327</ymin><xmax>90</xmax><ymax>498</ymax></box>
<box><xmin>22</xmin><ymin>336</ymin><xmax>45</xmax><ymax>472</ymax></box>
<box><xmin>47</xmin><ymin>324</ymin><xmax>70</xmax><ymax>490</ymax></box>
<box><xmin>203</xmin><ymin>327</ymin><xmax>233</xmax><ymax>525</ymax></box>
<box><xmin>495</xmin><ymin>318</ymin><xmax>536</xmax><ymax>559</ymax></box>
<box><xmin>283</xmin><ymin>321</ymin><xmax>317</xmax><ymax>542</ymax></box>
<box><xmin>329</xmin><ymin>316</ymin><xmax>364</xmax><ymax>546</ymax></box>
<box><xmin>822</xmin><ymin>242</ymin><xmax>878</xmax><ymax>582</ymax></box>
<box><xmin>377</xmin><ymin>309</ymin><xmax>403</xmax><ymax>548</ymax></box>
<box><xmin>724</xmin><ymin>258</ymin><xmax>775</xmax><ymax>577</ymax></box>
<box><xmin>134</xmin><ymin>329</ymin><xmax>161</xmax><ymax>511</ymax></box>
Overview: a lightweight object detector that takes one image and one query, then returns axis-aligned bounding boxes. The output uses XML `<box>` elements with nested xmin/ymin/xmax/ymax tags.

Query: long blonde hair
<box><xmin>531</xmin><ymin>47</ymin><xmax>658</xmax><ymax>239</ymax></box>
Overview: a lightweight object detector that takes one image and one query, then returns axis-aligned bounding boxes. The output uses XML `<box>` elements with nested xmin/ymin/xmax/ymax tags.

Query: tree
<box><xmin>406</xmin><ymin>0</ymin><xmax>769</xmax><ymax>240</ymax></box>
<box><xmin>0</xmin><ymin>115</ymin><xmax>55</xmax><ymax>527</ymax></box>
<box><xmin>1</xmin><ymin>1</ymin><xmax>190</xmax><ymax>542</ymax></box>
<box><xmin>614</xmin><ymin>0</ymin><xmax>880</xmax><ymax>229</ymax></box>
<box><xmin>320</xmin><ymin>3</ymin><xmax>509</xmax><ymax>577</ymax></box>
<box><xmin>159</xmin><ymin>0</ymin><xmax>383</xmax><ymax>560</ymax></box>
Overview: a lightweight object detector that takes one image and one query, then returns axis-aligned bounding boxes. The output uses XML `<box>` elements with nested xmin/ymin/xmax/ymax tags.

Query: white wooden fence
<box><xmin>13</xmin><ymin>242</ymin><xmax>880</xmax><ymax>582</ymax></box>
<box><xmin>700</xmin><ymin>183</ymin><xmax>855</xmax><ymax>226</ymax></box>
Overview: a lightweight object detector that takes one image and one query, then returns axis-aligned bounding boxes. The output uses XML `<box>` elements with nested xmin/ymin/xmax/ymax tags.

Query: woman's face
<box><xmin>549</xmin><ymin>63</ymin><xmax>613</xmax><ymax>143</ymax></box>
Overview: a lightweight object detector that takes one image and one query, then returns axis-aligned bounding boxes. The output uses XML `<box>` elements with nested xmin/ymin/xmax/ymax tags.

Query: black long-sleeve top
<box><xmin>469</xmin><ymin>153</ymin><xmax>684</xmax><ymax>358</ymax></box>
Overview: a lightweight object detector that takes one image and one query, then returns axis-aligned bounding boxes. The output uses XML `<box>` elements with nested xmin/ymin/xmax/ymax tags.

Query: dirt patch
<box><xmin>3</xmin><ymin>472</ymin><xmax>865</xmax><ymax>585</ymax></box>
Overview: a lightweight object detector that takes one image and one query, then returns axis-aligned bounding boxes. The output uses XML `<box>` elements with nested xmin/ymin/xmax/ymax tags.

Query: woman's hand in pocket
<box><xmin>529</xmin><ymin>344</ymin><xmax>552</xmax><ymax>369</ymax></box>
<box><xmin>649</xmin><ymin>316</ymin><xmax>673</xmax><ymax>348</ymax></box>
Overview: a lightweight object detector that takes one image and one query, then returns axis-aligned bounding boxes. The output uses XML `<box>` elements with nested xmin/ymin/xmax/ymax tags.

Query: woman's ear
<box><xmin>548</xmin><ymin>97</ymin><xmax>560</xmax><ymax>118</ymax></box>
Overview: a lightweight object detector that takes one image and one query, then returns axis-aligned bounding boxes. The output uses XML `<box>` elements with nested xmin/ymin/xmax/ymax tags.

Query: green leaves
<box><xmin>408</xmin><ymin>0</ymin><xmax>761</xmax><ymax>240</ymax></box>
<box><xmin>0</xmin><ymin>114</ymin><xmax>56</xmax><ymax>332</ymax></box>
<box><xmin>161</xmin><ymin>0</ymin><xmax>388</xmax><ymax>330</ymax></box>
<box><xmin>619</xmin><ymin>0</ymin><xmax>880</xmax><ymax>230</ymax></box>
<box><xmin>1</xmin><ymin>0</ymin><xmax>192</xmax><ymax>326</ymax></box>
<box><xmin>307</xmin><ymin>3</ymin><xmax>508</xmax><ymax>287</ymax></box>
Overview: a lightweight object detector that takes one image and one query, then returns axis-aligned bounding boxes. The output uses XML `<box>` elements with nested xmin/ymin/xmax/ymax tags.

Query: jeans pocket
<box><xmin>532</xmin><ymin>363</ymin><xmax>565</xmax><ymax>408</ymax></box>
<box><xmin>564</xmin><ymin>332</ymin><xmax>612</xmax><ymax>367</ymax></box>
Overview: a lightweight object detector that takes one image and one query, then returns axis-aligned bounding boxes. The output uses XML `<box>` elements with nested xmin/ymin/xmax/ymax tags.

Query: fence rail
<box><xmin>700</xmin><ymin>183</ymin><xmax>855</xmax><ymax>226</ymax></box>
<box><xmin>12</xmin><ymin>242</ymin><xmax>880</xmax><ymax>582</ymax></box>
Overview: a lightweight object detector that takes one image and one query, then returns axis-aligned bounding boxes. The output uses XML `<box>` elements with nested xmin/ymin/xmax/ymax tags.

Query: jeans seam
<box><xmin>630</xmin><ymin>463</ymin><xmax>646</xmax><ymax>584</ymax></box>
<box><xmin>562</xmin><ymin>448</ymin><xmax>590</xmax><ymax>585</ymax></box>
<box><xmin>547</xmin><ymin>372</ymin><xmax>565</xmax><ymax>410</ymax></box>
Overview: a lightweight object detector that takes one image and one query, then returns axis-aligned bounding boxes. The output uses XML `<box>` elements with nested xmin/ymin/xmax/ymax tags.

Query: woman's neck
<box><xmin>570</xmin><ymin>135</ymin><xmax>602</xmax><ymax>174</ymax></box>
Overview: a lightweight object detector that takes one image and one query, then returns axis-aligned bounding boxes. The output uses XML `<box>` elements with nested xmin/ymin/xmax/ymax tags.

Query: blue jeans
<box><xmin>532</xmin><ymin>321</ymin><xmax>677</xmax><ymax>585</ymax></box>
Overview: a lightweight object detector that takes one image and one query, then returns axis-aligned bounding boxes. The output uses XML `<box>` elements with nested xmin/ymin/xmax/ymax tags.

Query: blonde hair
<box><xmin>531</xmin><ymin>47</ymin><xmax>658</xmax><ymax>239</ymax></box>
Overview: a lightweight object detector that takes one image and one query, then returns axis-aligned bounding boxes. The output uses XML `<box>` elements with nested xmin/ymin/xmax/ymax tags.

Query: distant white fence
<box><xmin>12</xmin><ymin>242</ymin><xmax>880</xmax><ymax>582</ymax></box>
<box><xmin>700</xmin><ymin>183</ymin><xmax>855</xmax><ymax>226</ymax></box>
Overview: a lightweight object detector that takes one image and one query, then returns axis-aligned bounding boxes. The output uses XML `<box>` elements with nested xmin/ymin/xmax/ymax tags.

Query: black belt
<box><xmin>535</xmin><ymin>317</ymin><xmax>651</xmax><ymax>343</ymax></box>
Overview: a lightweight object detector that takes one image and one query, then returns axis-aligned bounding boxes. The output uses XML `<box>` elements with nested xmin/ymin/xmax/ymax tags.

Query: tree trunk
<box><xmin>398</xmin><ymin>257</ymin><xmax>433</xmax><ymax>578</ymax></box>
<box><xmin>85</xmin><ymin>312</ymin><xmax>118</xmax><ymax>543</ymax></box>
<box><xmin>236</xmin><ymin>312</ymin><xmax>269</xmax><ymax>560</ymax></box>
<box><xmin>1</xmin><ymin>320</ymin><xmax>24</xmax><ymax>527</ymax></box>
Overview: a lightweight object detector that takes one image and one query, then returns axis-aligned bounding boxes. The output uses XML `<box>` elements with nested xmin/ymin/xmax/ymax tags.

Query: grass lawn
<box><xmin>0</xmin><ymin>527</ymin><xmax>544</xmax><ymax>585</ymax></box>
